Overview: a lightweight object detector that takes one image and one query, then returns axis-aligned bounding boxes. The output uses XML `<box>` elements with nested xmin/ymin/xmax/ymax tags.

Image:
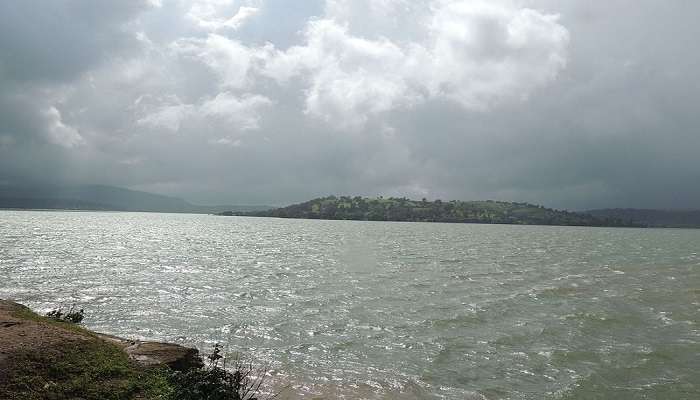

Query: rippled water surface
<box><xmin>1</xmin><ymin>211</ymin><xmax>699</xmax><ymax>399</ymax></box>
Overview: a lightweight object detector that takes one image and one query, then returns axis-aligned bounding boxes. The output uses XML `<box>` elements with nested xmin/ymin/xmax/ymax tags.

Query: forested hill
<box><xmin>226</xmin><ymin>196</ymin><xmax>644</xmax><ymax>227</ymax></box>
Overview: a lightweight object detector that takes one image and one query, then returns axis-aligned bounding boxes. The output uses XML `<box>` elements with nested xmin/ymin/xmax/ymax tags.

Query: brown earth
<box><xmin>0</xmin><ymin>299</ymin><xmax>202</xmax><ymax>399</ymax></box>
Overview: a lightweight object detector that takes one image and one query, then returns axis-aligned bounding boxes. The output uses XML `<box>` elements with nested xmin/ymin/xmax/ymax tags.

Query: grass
<box><xmin>2</xmin><ymin>304</ymin><xmax>275</xmax><ymax>400</ymax></box>
<box><xmin>10</xmin><ymin>305</ymin><xmax>93</xmax><ymax>336</ymax></box>
<box><xmin>2</xmin><ymin>340</ymin><xmax>173</xmax><ymax>400</ymax></box>
<box><xmin>1</xmin><ymin>305</ymin><xmax>172</xmax><ymax>400</ymax></box>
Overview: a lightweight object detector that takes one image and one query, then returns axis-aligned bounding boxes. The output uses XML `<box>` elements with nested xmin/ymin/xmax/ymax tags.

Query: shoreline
<box><xmin>0</xmin><ymin>299</ymin><xmax>202</xmax><ymax>399</ymax></box>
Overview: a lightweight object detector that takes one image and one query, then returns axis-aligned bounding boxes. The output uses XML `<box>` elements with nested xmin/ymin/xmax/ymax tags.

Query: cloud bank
<box><xmin>1</xmin><ymin>0</ymin><xmax>699</xmax><ymax>209</ymax></box>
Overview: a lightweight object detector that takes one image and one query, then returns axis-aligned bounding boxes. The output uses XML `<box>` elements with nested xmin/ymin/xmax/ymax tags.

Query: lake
<box><xmin>1</xmin><ymin>211</ymin><xmax>698</xmax><ymax>399</ymax></box>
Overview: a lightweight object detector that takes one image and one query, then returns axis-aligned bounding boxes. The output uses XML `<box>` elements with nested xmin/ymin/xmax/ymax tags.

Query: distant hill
<box><xmin>587</xmin><ymin>208</ymin><xmax>700</xmax><ymax>228</ymax></box>
<box><xmin>222</xmin><ymin>196</ymin><xmax>643</xmax><ymax>227</ymax></box>
<box><xmin>0</xmin><ymin>184</ymin><xmax>270</xmax><ymax>214</ymax></box>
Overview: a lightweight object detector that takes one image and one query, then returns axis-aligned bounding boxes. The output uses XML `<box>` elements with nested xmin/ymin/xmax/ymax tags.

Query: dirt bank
<box><xmin>0</xmin><ymin>300</ymin><xmax>201</xmax><ymax>399</ymax></box>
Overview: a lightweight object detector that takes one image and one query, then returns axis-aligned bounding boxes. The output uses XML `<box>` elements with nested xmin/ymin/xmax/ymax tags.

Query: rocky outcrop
<box><xmin>98</xmin><ymin>333</ymin><xmax>203</xmax><ymax>371</ymax></box>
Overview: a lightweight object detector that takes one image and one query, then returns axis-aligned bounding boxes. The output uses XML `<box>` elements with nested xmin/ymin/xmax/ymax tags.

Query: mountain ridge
<box><xmin>0</xmin><ymin>183</ymin><xmax>270</xmax><ymax>214</ymax></box>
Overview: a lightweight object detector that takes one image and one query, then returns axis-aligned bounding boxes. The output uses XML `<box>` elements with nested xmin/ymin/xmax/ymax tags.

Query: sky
<box><xmin>1</xmin><ymin>0</ymin><xmax>699</xmax><ymax>210</ymax></box>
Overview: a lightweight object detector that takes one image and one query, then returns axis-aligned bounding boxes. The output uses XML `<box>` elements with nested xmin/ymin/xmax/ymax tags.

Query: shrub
<box><xmin>46</xmin><ymin>305</ymin><xmax>85</xmax><ymax>324</ymax></box>
<box><xmin>168</xmin><ymin>344</ymin><xmax>278</xmax><ymax>400</ymax></box>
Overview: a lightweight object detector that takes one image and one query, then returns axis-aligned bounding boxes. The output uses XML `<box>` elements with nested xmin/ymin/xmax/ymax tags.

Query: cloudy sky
<box><xmin>1</xmin><ymin>0</ymin><xmax>698</xmax><ymax>210</ymax></box>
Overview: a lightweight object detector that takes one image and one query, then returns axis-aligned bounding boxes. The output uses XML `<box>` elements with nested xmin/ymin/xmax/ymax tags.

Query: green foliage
<box><xmin>168</xmin><ymin>344</ymin><xmax>274</xmax><ymax>400</ymax></box>
<box><xmin>10</xmin><ymin>305</ymin><xmax>92</xmax><ymax>338</ymax></box>
<box><xmin>2</xmin><ymin>305</ymin><xmax>277</xmax><ymax>400</ymax></box>
<box><xmin>0</xmin><ymin>336</ymin><xmax>172</xmax><ymax>400</ymax></box>
<box><xmin>245</xmin><ymin>196</ymin><xmax>644</xmax><ymax>227</ymax></box>
<box><xmin>46</xmin><ymin>305</ymin><xmax>85</xmax><ymax>324</ymax></box>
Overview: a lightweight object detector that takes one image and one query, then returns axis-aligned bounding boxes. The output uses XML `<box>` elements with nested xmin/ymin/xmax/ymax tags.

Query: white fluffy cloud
<box><xmin>136</xmin><ymin>100</ymin><xmax>193</xmax><ymax>132</ymax></box>
<box><xmin>18</xmin><ymin>0</ymin><xmax>700</xmax><ymax>209</ymax></box>
<box><xmin>43</xmin><ymin>106</ymin><xmax>84</xmax><ymax>148</ymax></box>
<box><xmin>200</xmin><ymin>92</ymin><xmax>272</xmax><ymax>129</ymax></box>
<box><xmin>422</xmin><ymin>1</ymin><xmax>569</xmax><ymax>107</ymax></box>
<box><xmin>262</xmin><ymin>0</ymin><xmax>568</xmax><ymax>126</ymax></box>
<box><xmin>137</xmin><ymin>92</ymin><xmax>271</xmax><ymax>133</ymax></box>
<box><xmin>264</xmin><ymin>20</ymin><xmax>415</xmax><ymax>127</ymax></box>
<box><xmin>187</xmin><ymin>1</ymin><xmax>260</xmax><ymax>31</ymax></box>
<box><xmin>172</xmin><ymin>33</ymin><xmax>264</xmax><ymax>90</ymax></box>
<box><xmin>162</xmin><ymin>0</ymin><xmax>569</xmax><ymax>128</ymax></box>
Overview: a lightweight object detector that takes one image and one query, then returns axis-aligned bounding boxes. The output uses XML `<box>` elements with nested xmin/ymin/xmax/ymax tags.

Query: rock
<box><xmin>125</xmin><ymin>341</ymin><xmax>204</xmax><ymax>371</ymax></box>
<box><xmin>97</xmin><ymin>333</ymin><xmax>203</xmax><ymax>371</ymax></box>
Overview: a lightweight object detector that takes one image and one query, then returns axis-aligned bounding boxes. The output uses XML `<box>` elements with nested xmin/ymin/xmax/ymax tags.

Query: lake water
<box><xmin>1</xmin><ymin>211</ymin><xmax>698</xmax><ymax>399</ymax></box>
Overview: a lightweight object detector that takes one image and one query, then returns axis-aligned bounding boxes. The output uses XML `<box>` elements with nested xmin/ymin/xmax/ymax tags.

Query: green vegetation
<box><xmin>169</xmin><ymin>344</ymin><xmax>274</xmax><ymax>400</ymax></box>
<box><xmin>1</xmin><ymin>303</ymin><xmax>272</xmax><ymax>400</ymax></box>
<box><xmin>230</xmin><ymin>196</ymin><xmax>643</xmax><ymax>227</ymax></box>
<box><xmin>9</xmin><ymin>304</ymin><xmax>96</xmax><ymax>337</ymax></box>
<box><xmin>4</xmin><ymin>340</ymin><xmax>172</xmax><ymax>400</ymax></box>
<box><xmin>2</xmin><ymin>306</ymin><xmax>171</xmax><ymax>400</ymax></box>
<box><xmin>46</xmin><ymin>306</ymin><xmax>85</xmax><ymax>324</ymax></box>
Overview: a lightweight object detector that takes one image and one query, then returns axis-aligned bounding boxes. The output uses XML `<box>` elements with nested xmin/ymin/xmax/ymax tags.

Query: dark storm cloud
<box><xmin>0</xmin><ymin>0</ymin><xmax>150</xmax><ymax>82</ymax></box>
<box><xmin>1</xmin><ymin>0</ymin><xmax>699</xmax><ymax>210</ymax></box>
<box><xmin>0</xmin><ymin>0</ymin><xmax>151</xmax><ymax>185</ymax></box>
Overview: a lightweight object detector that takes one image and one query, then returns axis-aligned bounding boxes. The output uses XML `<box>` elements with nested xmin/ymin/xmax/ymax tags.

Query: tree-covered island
<box><xmin>219</xmin><ymin>196</ymin><xmax>644</xmax><ymax>227</ymax></box>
